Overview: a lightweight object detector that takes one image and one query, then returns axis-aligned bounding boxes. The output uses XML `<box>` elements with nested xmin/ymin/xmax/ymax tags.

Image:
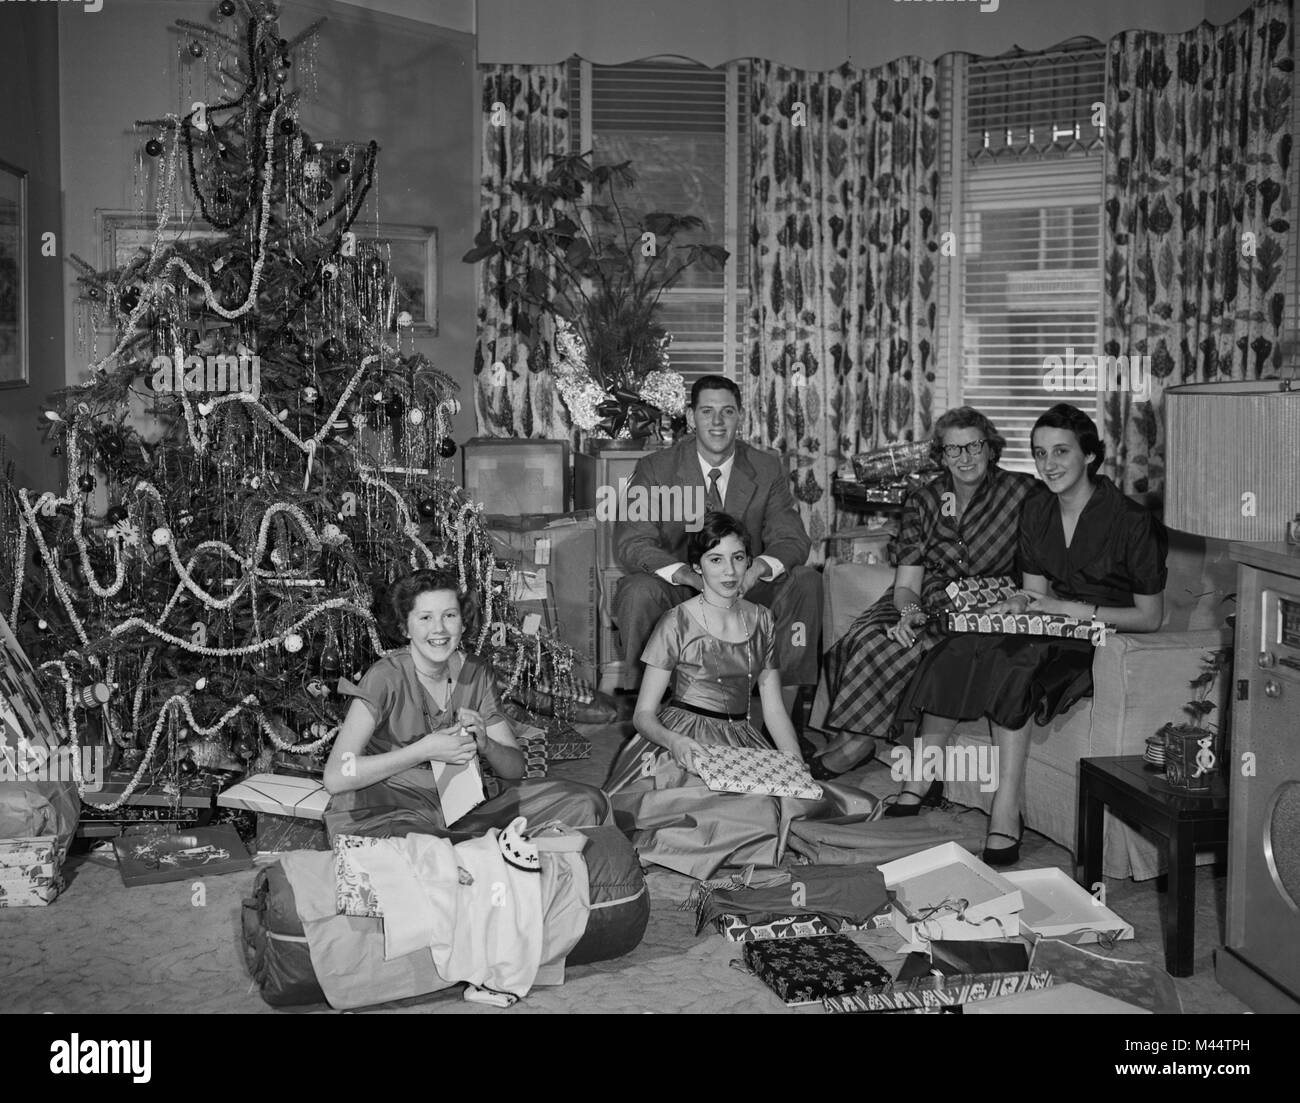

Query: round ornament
<box><xmin>152</xmin><ymin>526</ymin><xmax>172</xmax><ymax>547</ymax></box>
<box><xmin>178</xmin><ymin>757</ymin><xmax>198</xmax><ymax>777</ymax></box>
<box><xmin>303</xmin><ymin>160</ymin><xmax>322</xmax><ymax>181</ymax></box>
<box><xmin>397</xmin><ymin>310</ymin><xmax>413</xmax><ymax>328</ymax></box>
<box><xmin>321</xmin><ymin>262</ymin><xmax>338</xmax><ymax>282</ymax></box>
<box><xmin>279</xmin><ymin>117</ymin><xmax>296</xmax><ymax>136</ymax></box>
<box><xmin>283</xmin><ymin>633</ymin><xmax>303</xmax><ymax>654</ymax></box>
<box><xmin>407</xmin><ymin>407</ymin><xmax>425</xmax><ymax>426</ymax></box>
<box><xmin>195</xmin><ymin>677</ymin><xmax>207</xmax><ymax>691</ymax></box>
<box><xmin>100</xmin><ymin>433</ymin><xmax>125</xmax><ymax>459</ymax></box>
<box><xmin>335</xmin><ymin>157</ymin><xmax>351</xmax><ymax>175</ymax></box>
<box><xmin>417</xmin><ymin>497</ymin><xmax>439</xmax><ymax>519</ymax></box>
<box><xmin>119</xmin><ymin>287</ymin><xmax>141</xmax><ymax>314</ymax></box>
<box><xmin>437</xmin><ymin>437</ymin><xmax>458</xmax><ymax>459</ymax></box>
<box><xmin>145</xmin><ymin>138</ymin><xmax>163</xmax><ymax>157</ymax></box>
<box><xmin>273</xmin><ymin>67</ymin><xmax>290</xmax><ymax>85</ymax></box>
<box><xmin>188</xmin><ymin>41</ymin><xmax>204</xmax><ymax>58</ymax></box>
<box><xmin>218</xmin><ymin>0</ymin><xmax>236</xmax><ymax>14</ymax></box>
<box><xmin>319</xmin><ymin>336</ymin><xmax>344</xmax><ymax>361</ymax></box>
<box><xmin>77</xmin><ymin>473</ymin><xmax>96</xmax><ymax>494</ymax></box>
<box><xmin>302</xmin><ymin>386</ymin><xmax>318</xmax><ymax>403</ymax></box>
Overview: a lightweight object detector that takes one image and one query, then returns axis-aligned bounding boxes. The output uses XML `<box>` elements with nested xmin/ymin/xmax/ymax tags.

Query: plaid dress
<box><xmin>821</xmin><ymin>466</ymin><xmax>1040</xmax><ymax>738</ymax></box>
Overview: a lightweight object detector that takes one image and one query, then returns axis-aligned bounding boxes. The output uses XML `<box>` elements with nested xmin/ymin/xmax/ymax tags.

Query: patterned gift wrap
<box><xmin>0</xmin><ymin>836</ymin><xmax>61</xmax><ymax>867</ymax></box>
<box><xmin>824</xmin><ymin>969</ymin><xmax>1054</xmax><ymax>1013</ymax></box>
<box><xmin>0</xmin><ymin>836</ymin><xmax>67</xmax><ymax>907</ymax></box>
<box><xmin>517</xmin><ymin>727</ymin><xmax>549</xmax><ymax>779</ymax></box>
<box><xmin>334</xmin><ymin>834</ymin><xmax>386</xmax><ymax>917</ymax></box>
<box><xmin>944</xmin><ymin>576</ymin><xmax>1019</xmax><ymax>611</ymax></box>
<box><xmin>717</xmin><ymin>913</ymin><xmax>871</xmax><ymax>942</ymax></box>
<box><xmin>743</xmin><ymin>935</ymin><xmax>892</xmax><ymax>1005</ymax></box>
<box><xmin>544</xmin><ymin>726</ymin><xmax>590</xmax><ymax>762</ymax></box>
<box><xmin>946</xmin><ymin>611</ymin><xmax>1100</xmax><ymax>640</ymax></box>
<box><xmin>693</xmin><ymin>745</ymin><xmax>823</xmax><ymax>800</ymax></box>
<box><xmin>0</xmin><ymin>877</ymin><xmax>63</xmax><ymax>907</ymax></box>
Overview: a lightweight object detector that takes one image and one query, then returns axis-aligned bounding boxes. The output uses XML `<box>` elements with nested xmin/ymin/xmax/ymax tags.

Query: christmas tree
<box><xmin>0</xmin><ymin>0</ymin><xmax>578</xmax><ymax>808</ymax></box>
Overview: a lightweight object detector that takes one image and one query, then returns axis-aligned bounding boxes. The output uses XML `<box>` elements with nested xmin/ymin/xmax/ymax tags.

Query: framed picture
<box><xmin>361</xmin><ymin>223</ymin><xmax>438</xmax><ymax>334</ymax></box>
<box><xmin>98</xmin><ymin>209</ymin><xmax>225</xmax><ymax>272</ymax></box>
<box><xmin>0</xmin><ymin>160</ymin><xmax>28</xmax><ymax>389</ymax></box>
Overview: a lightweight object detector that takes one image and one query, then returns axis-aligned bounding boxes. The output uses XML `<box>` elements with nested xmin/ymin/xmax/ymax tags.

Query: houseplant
<box><xmin>464</xmin><ymin>152</ymin><xmax>729</xmax><ymax>441</ymax></box>
<box><xmin>1154</xmin><ymin>647</ymin><xmax>1233</xmax><ymax>792</ymax></box>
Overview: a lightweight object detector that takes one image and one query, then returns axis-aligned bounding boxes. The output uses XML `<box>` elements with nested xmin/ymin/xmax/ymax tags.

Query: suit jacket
<box><xmin>614</xmin><ymin>437</ymin><xmax>812</xmax><ymax>575</ymax></box>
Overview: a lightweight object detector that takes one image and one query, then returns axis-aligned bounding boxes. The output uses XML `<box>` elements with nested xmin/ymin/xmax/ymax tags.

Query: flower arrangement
<box><xmin>465</xmin><ymin>152</ymin><xmax>726</xmax><ymax>439</ymax></box>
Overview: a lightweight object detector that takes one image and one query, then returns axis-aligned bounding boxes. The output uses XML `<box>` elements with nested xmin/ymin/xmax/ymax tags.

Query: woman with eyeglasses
<box><xmin>894</xmin><ymin>404</ymin><xmax>1166</xmax><ymax>864</ymax></box>
<box><xmin>813</xmin><ymin>407</ymin><xmax>1040</xmax><ymax>781</ymax></box>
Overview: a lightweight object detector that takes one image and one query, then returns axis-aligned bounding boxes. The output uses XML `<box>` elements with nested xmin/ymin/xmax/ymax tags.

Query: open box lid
<box><xmin>1003</xmin><ymin>867</ymin><xmax>1134</xmax><ymax>941</ymax></box>
<box><xmin>879</xmin><ymin>841</ymin><xmax>1024</xmax><ymax>924</ymax></box>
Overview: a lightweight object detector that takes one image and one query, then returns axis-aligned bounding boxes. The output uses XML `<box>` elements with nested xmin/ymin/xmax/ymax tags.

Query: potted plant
<box><xmin>1156</xmin><ymin>647</ymin><xmax>1232</xmax><ymax>792</ymax></box>
<box><xmin>464</xmin><ymin>152</ymin><xmax>729</xmax><ymax>442</ymax></box>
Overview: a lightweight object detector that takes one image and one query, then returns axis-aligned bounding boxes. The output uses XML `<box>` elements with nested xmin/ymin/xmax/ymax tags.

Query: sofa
<box><xmin>809</xmin><ymin>530</ymin><xmax>1235</xmax><ymax>881</ymax></box>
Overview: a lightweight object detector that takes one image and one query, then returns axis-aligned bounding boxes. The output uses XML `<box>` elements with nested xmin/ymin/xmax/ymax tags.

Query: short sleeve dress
<box><xmin>896</xmin><ymin>476</ymin><xmax>1168</xmax><ymax>730</ymax></box>
<box><xmin>603</xmin><ymin>599</ymin><xmax>875</xmax><ymax>881</ymax></box>
<box><xmin>323</xmin><ymin>649</ymin><xmax>609</xmax><ymax>842</ymax></box>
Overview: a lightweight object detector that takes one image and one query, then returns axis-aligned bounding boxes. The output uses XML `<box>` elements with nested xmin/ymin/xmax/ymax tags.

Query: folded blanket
<box><xmin>695</xmin><ymin>864</ymin><xmax>890</xmax><ymax>935</ymax></box>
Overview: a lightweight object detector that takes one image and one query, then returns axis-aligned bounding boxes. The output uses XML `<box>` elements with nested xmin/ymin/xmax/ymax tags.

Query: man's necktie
<box><xmin>706</xmin><ymin>467</ymin><xmax>723</xmax><ymax>512</ymax></box>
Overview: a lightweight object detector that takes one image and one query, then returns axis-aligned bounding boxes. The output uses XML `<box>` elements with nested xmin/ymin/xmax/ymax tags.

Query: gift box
<box><xmin>544</xmin><ymin>725</ymin><xmax>590</xmax><ymax>762</ymax></box>
<box><xmin>255</xmin><ymin>811</ymin><xmax>329</xmax><ymax>855</ymax></box>
<box><xmin>944</xmin><ymin>576</ymin><xmax>1019</xmax><ymax>611</ymax></box>
<box><xmin>113</xmin><ymin>824</ymin><xmax>252</xmax><ymax>887</ymax></box>
<box><xmin>693</xmin><ymin>745</ymin><xmax>823</xmax><ymax>800</ymax></box>
<box><xmin>963</xmin><ymin>981</ymin><xmax>1148</xmax><ymax>1015</ymax></box>
<box><xmin>217</xmin><ymin>773</ymin><xmax>329</xmax><ymax>821</ymax></box>
<box><xmin>824</xmin><ymin>970</ymin><xmax>1054</xmax><ymax>1013</ymax></box>
<box><xmin>825</xmin><ymin>525</ymin><xmax>897</xmax><ymax>565</ymax></box>
<box><xmin>878</xmin><ymin>842</ymin><xmax>1023</xmax><ymax>946</ymax></box>
<box><xmin>0</xmin><ymin>835</ymin><xmax>67</xmax><ymax>907</ymax></box>
<box><xmin>743</xmin><ymin>935</ymin><xmax>892</xmax><ymax>1006</ymax></box>
<box><xmin>946</xmin><ymin>611</ymin><xmax>1101</xmax><ymax>641</ymax></box>
<box><xmin>1002</xmin><ymin>867</ymin><xmax>1134</xmax><ymax>944</ymax></box>
<box><xmin>717</xmin><ymin>913</ymin><xmax>872</xmax><ymax>942</ymax></box>
<box><xmin>851</xmin><ymin>441</ymin><xmax>938</xmax><ymax>484</ymax></box>
<box><xmin>516</xmin><ymin>724</ymin><xmax>549</xmax><ymax>779</ymax></box>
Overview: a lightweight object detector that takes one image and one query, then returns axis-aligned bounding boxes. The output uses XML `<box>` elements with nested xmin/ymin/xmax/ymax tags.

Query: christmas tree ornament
<box><xmin>120</xmin><ymin>287</ymin><xmax>141</xmax><ymax>314</ymax></box>
<box><xmin>145</xmin><ymin>138</ymin><xmax>163</xmax><ymax>157</ymax></box>
<box><xmin>297</xmin><ymin>342</ymin><xmax>315</xmax><ymax>363</ymax></box>
<box><xmin>218</xmin><ymin>0</ymin><xmax>236</xmax><ymax>13</ymax></box>
<box><xmin>87</xmin><ymin>286</ymin><xmax>103</xmax><ymax>302</ymax></box>
<box><xmin>279</xmin><ymin>117</ymin><xmax>296</xmax><ymax>136</ymax></box>
<box><xmin>188</xmin><ymin>41</ymin><xmax>204</xmax><ymax>58</ymax></box>
<box><xmin>100</xmin><ymin>432</ymin><xmax>125</xmax><ymax>459</ymax></box>
<box><xmin>408</xmin><ymin>407</ymin><xmax>425</xmax><ymax>426</ymax></box>
<box><xmin>321</xmin><ymin>262</ymin><xmax>338</xmax><ymax>282</ymax></box>
<box><xmin>306</xmin><ymin>678</ymin><xmax>328</xmax><ymax>697</ymax></box>
<box><xmin>152</xmin><ymin>526</ymin><xmax>172</xmax><ymax>547</ymax></box>
<box><xmin>302</xmin><ymin>386</ymin><xmax>318</xmax><ymax>403</ymax></box>
<box><xmin>274</xmin><ymin>67</ymin><xmax>290</xmax><ymax>85</ymax></box>
<box><xmin>417</xmin><ymin>497</ymin><xmax>439</xmax><ymax>519</ymax></box>
<box><xmin>350</xmin><ymin>413</ymin><xmax>367</xmax><ymax>430</ymax></box>
<box><xmin>178</xmin><ymin>756</ymin><xmax>198</xmax><ymax>777</ymax></box>
<box><xmin>397</xmin><ymin>310</ymin><xmax>413</xmax><ymax>328</ymax></box>
<box><xmin>335</xmin><ymin>157</ymin><xmax>351</xmax><ymax>175</ymax></box>
<box><xmin>77</xmin><ymin>473</ymin><xmax>96</xmax><ymax>494</ymax></box>
<box><xmin>195</xmin><ymin>677</ymin><xmax>207</xmax><ymax>691</ymax></box>
<box><xmin>283</xmin><ymin>633</ymin><xmax>303</xmax><ymax>653</ymax></box>
<box><xmin>438</xmin><ymin>437</ymin><xmax>458</xmax><ymax>459</ymax></box>
<box><xmin>319</xmin><ymin>336</ymin><xmax>344</xmax><ymax>361</ymax></box>
<box><xmin>106</xmin><ymin>505</ymin><xmax>129</xmax><ymax>524</ymax></box>
<box><xmin>384</xmin><ymin>395</ymin><xmax>404</xmax><ymax>419</ymax></box>
<box><xmin>263</xmin><ymin>3</ymin><xmax>279</xmax><ymax>22</ymax></box>
<box><xmin>303</xmin><ymin>160</ymin><xmax>322</xmax><ymax>181</ymax></box>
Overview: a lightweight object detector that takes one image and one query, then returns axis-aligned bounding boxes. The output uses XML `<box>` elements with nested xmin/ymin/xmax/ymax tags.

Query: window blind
<box><xmin>566</xmin><ymin>58</ymin><xmax>749</xmax><ymax>390</ymax></box>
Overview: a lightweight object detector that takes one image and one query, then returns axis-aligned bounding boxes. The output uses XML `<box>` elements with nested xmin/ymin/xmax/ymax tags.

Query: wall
<box><xmin>0</xmin><ymin>5</ymin><xmax>63</xmax><ymax>496</ymax></box>
<box><xmin>58</xmin><ymin>0</ymin><xmax>478</xmax><ymax>448</ymax></box>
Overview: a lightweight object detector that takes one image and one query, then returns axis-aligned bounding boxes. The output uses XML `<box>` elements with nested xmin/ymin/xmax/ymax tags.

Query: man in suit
<box><xmin>613</xmin><ymin>374</ymin><xmax>821</xmax><ymax>706</ymax></box>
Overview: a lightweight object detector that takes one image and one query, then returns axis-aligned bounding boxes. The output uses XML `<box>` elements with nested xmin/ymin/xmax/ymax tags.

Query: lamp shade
<box><xmin>1164</xmin><ymin>381</ymin><xmax>1300</xmax><ymax>540</ymax></box>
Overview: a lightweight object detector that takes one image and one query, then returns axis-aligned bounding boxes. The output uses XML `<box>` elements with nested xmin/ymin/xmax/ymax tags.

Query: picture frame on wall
<box><xmin>361</xmin><ymin>223</ymin><xmax>438</xmax><ymax>335</ymax></box>
<box><xmin>0</xmin><ymin>160</ymin><xmax>29</xmax><ymax>389</ymax></box>
<box><xmin>98</xmin><ymin>209</ymin><xmax>225</xmax><ymax>272</ymax></box>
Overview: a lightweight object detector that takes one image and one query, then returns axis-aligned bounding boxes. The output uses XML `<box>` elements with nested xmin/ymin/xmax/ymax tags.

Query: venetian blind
<box><xmin>566</xmin><ymin>58</ymin><xmax>749</xmax><ymax>390</ymax></box>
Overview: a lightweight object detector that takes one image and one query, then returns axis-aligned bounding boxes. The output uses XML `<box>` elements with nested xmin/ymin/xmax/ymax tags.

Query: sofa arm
<box><xmin>822</xmin><ymin>559</ymin><xmax>896</xmax><ymax>652</ymax></box>
<box><xmin>1087</xmin><ymin>627</ymin><xmax>1232</xmax><ymax>758</ymax></box>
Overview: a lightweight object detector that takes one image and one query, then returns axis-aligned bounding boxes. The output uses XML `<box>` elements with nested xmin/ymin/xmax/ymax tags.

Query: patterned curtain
<box><xmin>1102</xmin><ymin>0</ymin><xmax>1293</xmax><ymax>499</ymax></box>
<box><xmin>747</xmin><ymin>59</ymin><xmax>940</xmax><ymax>550</ymax></box>
<box><xmin>473</xmin><ymin>64</ymin><xmax>572</xmax><ymax>438</ymax></box>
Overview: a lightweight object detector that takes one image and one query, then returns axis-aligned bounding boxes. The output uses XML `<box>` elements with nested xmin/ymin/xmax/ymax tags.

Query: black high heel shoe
<box><xmin>881</xmin><ymin>780</ymin><xmax>945</xmax><ymax>818</ymax></box>
<box><xmin>982</xmin><ymin>813</ymin><xmax>1026</xmax><ymax>867</ymax></box>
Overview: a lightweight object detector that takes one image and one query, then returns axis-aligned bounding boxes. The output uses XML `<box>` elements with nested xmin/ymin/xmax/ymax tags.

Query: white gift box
<box><xmin>879</xmin><ymin>842</ymin><xmax>1024</xmax><ymax>946</ymax></box>
<box><xmin>217</xmin><ymin>773</ymin><xmax>329</xmax><ymax>821</ymax></box>
<box><xmin>1002</xmin><ymin>867</ymin><xmax>1134</xmax><ymax>943</ymax></box>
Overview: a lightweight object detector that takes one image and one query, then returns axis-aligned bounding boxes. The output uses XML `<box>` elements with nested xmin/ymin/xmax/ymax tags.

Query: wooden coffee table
<box><xmin>1076</xmin><ymin>755</ymin><xmax>1229</xmax><ymax>977</ymax></box>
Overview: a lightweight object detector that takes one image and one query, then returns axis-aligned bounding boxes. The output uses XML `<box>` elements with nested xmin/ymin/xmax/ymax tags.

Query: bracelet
<box><xmin>1091</xmin><ymin>603</ymin><xmax>1100</xmax><ymax>621</ymax></box>
<box><xmin>897</xmin><ymin>602</ymin><xmax>923</xmax><ymax>618</ymax></box>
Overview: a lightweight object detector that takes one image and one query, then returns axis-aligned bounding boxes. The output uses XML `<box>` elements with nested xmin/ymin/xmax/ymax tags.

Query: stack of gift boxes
<box><xmin>0</xmin><ymin>836</ymin><xmax>65</xmax><ymax>908</ymax></box>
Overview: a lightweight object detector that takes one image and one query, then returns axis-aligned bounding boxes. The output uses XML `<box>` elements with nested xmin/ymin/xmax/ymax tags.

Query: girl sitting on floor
<box><xmin>322</xmin><ymin>568</ymin><xmax>609</xmax><ymax>841</ymax></box>
<box><xmin>605</xmin><ymin>512</ymin><xmax>873</xmax><ymax>880</ymax></box>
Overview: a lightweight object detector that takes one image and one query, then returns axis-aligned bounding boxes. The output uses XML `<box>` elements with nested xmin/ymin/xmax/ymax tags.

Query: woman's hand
<box><xmin>666</xmin><ymin>734</ymin><xmax>701</xmax><ymax>774</ymax></box>
<box><xmin>886</xmin><ymin>609</ymin><xmax>928</xmax><ymax>648</ymax></box>
<box><xmin>417</xmin><ymin>725</ymin><xmax>477</xmax><ymax>766</ymax></box>
<box><xmin>991</xmin><ymin>592</ymin><xmax>1033</xmax><ymax>615</ymax></box>
<box><xmin>458</xmin><ymin>707</ymin><xmax>490</xmax><ymax>753</ymax></box>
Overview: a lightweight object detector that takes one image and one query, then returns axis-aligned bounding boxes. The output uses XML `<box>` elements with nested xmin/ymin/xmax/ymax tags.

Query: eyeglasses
<box><xmin>941</xmin><ymin>440</ymin><xmax>987</xmax><ymax>459</ymax></box>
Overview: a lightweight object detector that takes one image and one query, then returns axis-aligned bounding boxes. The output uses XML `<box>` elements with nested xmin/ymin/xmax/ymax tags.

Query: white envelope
<box><xmin>432</xmin><ymin>757</ymin><xmax>486</xmax><ymax>826</ymax></box>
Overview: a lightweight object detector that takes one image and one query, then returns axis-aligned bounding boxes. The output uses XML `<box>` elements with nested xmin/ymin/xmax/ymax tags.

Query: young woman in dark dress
<box><xmin>813</xmin><ymin>407</ymin><xmax>1039</xmax><ymax>779</ymax></box>
<box><xmin>894</xmin><ymin>404</ymin><xmax>1167</xmax><ymax>863</ymax></box>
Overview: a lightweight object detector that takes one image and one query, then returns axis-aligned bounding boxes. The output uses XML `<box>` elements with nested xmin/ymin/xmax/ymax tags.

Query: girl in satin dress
<box><xmin>605</xmin><ymin>513</ymin><xmax>872</xmax><ymax>880</ymax></box>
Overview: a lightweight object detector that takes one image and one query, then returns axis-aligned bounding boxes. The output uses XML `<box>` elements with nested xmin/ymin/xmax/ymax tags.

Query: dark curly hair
<box><xmin>686</xmin><ymin>511</ymin><xmax>751</xmax><ymax>568</ymax></box>
<box><xmin>929</xmin><ymin>406</ymin><xmax>1007</xmax><ymax>466</ymax></box>
<box><xmin>1032</xmin><ymin>403</ymin><xmax>1105</xmax><ymax>478</ymax></box>
<box><xmin>384</xmin><ymin>568</ymin><xmax>481</xmax><ymax>647</ymax></box>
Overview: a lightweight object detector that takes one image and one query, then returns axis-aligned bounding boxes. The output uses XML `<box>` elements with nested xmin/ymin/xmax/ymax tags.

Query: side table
<box><xmin>1076</xmin><ymin>755</ymin><xmax>1229</xmax><ymax>977</ymax></box>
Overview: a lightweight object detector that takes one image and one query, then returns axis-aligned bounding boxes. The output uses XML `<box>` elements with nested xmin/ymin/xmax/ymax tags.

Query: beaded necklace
<box><xmin>696</xmin><ymin>594</ymin><xmax>753</xmax><ymax>703</ymax></box>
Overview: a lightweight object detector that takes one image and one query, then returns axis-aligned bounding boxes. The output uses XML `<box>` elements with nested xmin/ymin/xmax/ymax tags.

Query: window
<box><xmin>939</xmin><ymin>44</ymin><xmax>1107</xmax><ymax>471</ymax></box>
<box><xmin>567</xmin><ymin>58</ymin><xmax>749</xmax><ymax>390</ymax></box>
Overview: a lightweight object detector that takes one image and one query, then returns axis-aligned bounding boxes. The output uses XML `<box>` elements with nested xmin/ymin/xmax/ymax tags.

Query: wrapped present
<box><xmin>744</xmin><ymin>935</ymin><xmax>892</xmax><ymax>1006</ymax></box>
<box><xmin>254</xmin><ymin>812</ymin><xmax>329</xmax><ymax>855</ymax></box>
<box><xmin>112</xmin><ymin>824</ymin><xmax>252</xmax><ymax>887</ymax></box>
<box><xmin>516</xmin><ymin>725</ymin><xmax>549</xmax><ymax>779</ymax></box>
<box><xmin>693</xmin><ymin>745</ymin><xmax>822</xmax><ymax>800</ymax></box>
<box><xmin>0</xmin><ymin>835</ymin><xmax>61</xmax><ymax>867</ymax></box>
<box><xmin>946</xmin><ymin>611</ymin><xmax>1102</xmax><ymax>642</ymax></box>
<box><xmin>717</xmin><ymin>913</ymin><xmax>872</xmax><ymax>942</ymax></box>
<box><xmin>544</xmin><ymin>726</ymin><xmax>590</xmax><ymax>762</ymax></box>
<box><xmin>944</xmin><ymin>576</ymin><xmax>1019</xmax><ymax>611</ymax></box>
<box><xmin>824</xmin><ymin>969</ymin><xmax>1054</xmax><ymax>1013</ymax></box>
<box><xmin>217</xmin><ymin>773</ymin><xmax>328</xmax><ymax>821</ymax></box>
<box><xmin>0</xmin><ymin>875</ymin><xmax>63</xmax><ymax>907</ymax></box>
<box><xmin>0</xmin><ymin>835</ymin><xmax>67</xmax><ymax>907</ymax></box>
<box><xmin>851</xmin><ymin>441</ymin><xmax>938</xmax><ymax>485</ymax></box>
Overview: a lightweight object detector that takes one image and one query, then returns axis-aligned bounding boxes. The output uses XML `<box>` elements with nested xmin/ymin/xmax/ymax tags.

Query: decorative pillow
<box><xmin>743</xmin><ymin>935</ymin><xmax>891</xmax><ymax>1006</ymax></box>
<box><xmin>692</xmin><ymin>745</ymin><xmax>823</xmax><ymax>800</ymax></box>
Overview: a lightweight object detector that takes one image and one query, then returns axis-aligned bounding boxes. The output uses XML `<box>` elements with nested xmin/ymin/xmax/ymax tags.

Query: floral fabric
<box><xmin>748</xmin><ymin>59</ymin><xmax>940</xmax><ymax>552</ymax></box>
<box><xmin>1102</xmin><ymin>0</ymin><xmax>1293</xmax><ymax>499</ymax></box>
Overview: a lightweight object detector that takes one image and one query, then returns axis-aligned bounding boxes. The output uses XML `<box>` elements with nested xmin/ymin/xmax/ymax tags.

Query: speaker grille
<box><xmin>1266</xmin><ymin>781</ymin><xmax>1300</xmax><ymax>910</ymax></box>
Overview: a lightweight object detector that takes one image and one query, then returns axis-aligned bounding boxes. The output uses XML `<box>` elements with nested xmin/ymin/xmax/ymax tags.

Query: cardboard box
<box><xmin>489</xmin><ymin>513</ymin><xmax>598</xmax><ymax>682</ymax></box>
<box><xmin>217</xmin><ymin>773</ymin><xmax>329</xmax><ymax>821</ymax></box>
<box><xmin>113</xmin><ymin>825</ymin><xmax>253</xmax><ymax>887</ymax></box>
<box><xmin>878</xmin><ymin>842</ymin><xmax>1024</xmax><ymax>946</ymax></box>
<box><xmin>1002</xmin><ymin>867</ymin><xmax>1134</xmax><ymax>943</ymax></box>
<box><xmin>824</xmin><ymin>970</ymin><xmax>1054</xmax><ymax>1013</ymax></box>
<box><xmin>717</xmin><ymin>913</ymin><xmax>872</xmax><ymax>942</ymax></box>
<box><xmin>0</xmin><ymin>877</ymin><xmax>62</xmax><ymax>907</ymax></box>
<box><xmin>964</xmin><ymin>981</ymin><xmax>1150</xmax><ymax>1015</ymax></box>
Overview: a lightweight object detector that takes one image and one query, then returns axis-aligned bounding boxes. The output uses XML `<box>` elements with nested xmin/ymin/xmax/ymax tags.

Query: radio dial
<box><xmin>1259</xmin><ymin>651</ymin><xmax>1276</xmax><ymax>669</ymax></box>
